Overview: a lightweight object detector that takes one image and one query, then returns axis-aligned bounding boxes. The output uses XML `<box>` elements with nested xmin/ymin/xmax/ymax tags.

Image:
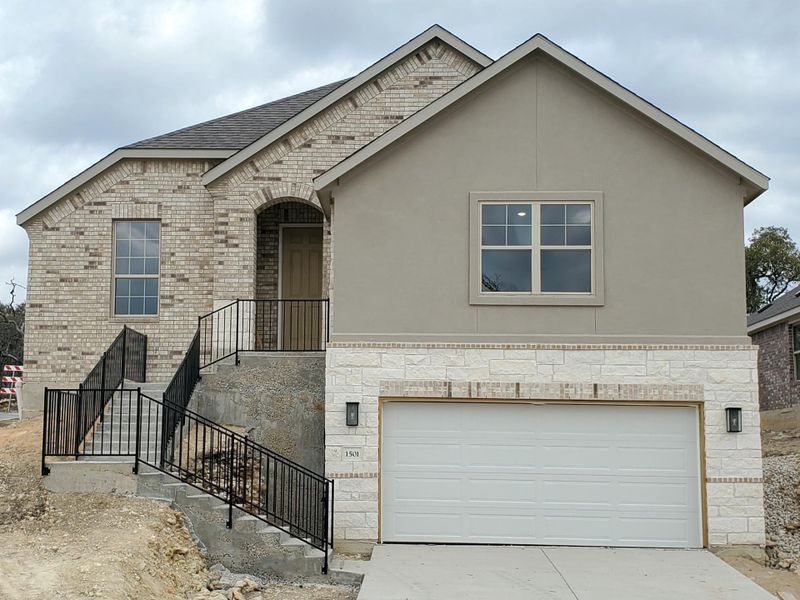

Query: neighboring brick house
<box><xmin>20</xmin><ymin>26</ymin><xmax>771</xmax><ymax>553</ymax></box>
<box><xmin>748</xmin><ymin>285</ymin><xmax>800</xmax><ymax>411</ymax></box>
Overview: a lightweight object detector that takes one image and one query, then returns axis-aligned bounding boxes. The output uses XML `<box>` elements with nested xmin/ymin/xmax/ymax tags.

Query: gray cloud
<box><xmin>1</xmin><ymin>0</ymin><xmax>797</xmax><ymax>302</ymax></box>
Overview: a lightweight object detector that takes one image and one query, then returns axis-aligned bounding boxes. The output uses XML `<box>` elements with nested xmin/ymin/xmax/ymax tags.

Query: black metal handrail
<box><xmin>41</xmin><ymin>327</ymin><xmax>147</xmax><ymax>473</ymax></box>
<box><xmin>41</xmin><ymin>386</ymin><xmax>334</xmax><ymax>573</ymax></box>
<box><xmin>162</xmin><ymin>329</ymin><xmax>200</xmax><ymax>456</ymax></box>
<box><xmin>198</xmin><ymin>299</ymin><xmax>329</xmax><ymax>368</ymax></box>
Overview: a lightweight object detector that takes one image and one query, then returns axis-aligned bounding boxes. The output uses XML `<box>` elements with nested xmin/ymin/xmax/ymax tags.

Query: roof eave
<box><xmin>200</xmin><ymin>24</ymin><xmax>493</xmax><ymax>187</ymax></box>
<box><xmin>314</xmin><ymin>34</ymin><xmax>769</xmax><ymax>196</ymax></box>
<box><xmin>16</xmin><ymin>148</ymin><xmax>234</xmax><ymax>226</ymax></box>
<box><xmin>747</xmin><ymin>304</ymin><xmax>800</xmax><ymax>334</ymax></box>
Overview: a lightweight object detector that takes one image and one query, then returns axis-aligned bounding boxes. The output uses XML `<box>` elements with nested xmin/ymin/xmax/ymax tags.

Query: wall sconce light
<box><xmin>346</xmin><ymin>402</ymin><xmax>359</xmax><ymax>427</ymax></box>
<box><xmin>726</xmin><ymin>407</ymin><xmax>742</xmax><ymax>433</ymax></box>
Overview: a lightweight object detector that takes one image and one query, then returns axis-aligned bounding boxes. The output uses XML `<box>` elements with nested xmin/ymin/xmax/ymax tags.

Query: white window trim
<box><xmin>111</xmin><ymin>220</ymin><xmax>161</xmax><ymax>318</ymax></box>
<box><xmin>469</xmin><ymin>191</ymin><xmax>604</xmax><ymax>306</ymax></box>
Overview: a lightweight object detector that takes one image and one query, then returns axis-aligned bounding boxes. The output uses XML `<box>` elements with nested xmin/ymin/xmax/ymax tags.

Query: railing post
<box><xmin>41</xmin><ymin>387</ymin><xmax>50</xmax><ymax>476</ymax></box>
<box><xmin>120</xmin><ymin>326</ymin><xmax>127</xmax><ymax>385</ymax></box>
<box><xmin>75</xmin><ymin>384</ymin><xmax>84</xmax><ymax>459</ymax></box>
<box><xmin>142</xmin><ymin>333</ymin><xmax>148</xmax><ymax>383</ymax></box>
<box><xmin>99</xmin><ymin>351</ymin><xmax>107</xmax><ymax>423</ymax></box>
<box><xmin>235</xmin><ymin>299</ymin><xmax>240</xmax><ymax>366</ymax></box>
<box><xmin>133</xmin><ymin>388</ymin><xmax>142</xmax><ymax>474</ymax></box>
<box><xmin>227</xmin><ymin>436</ymin><xmax>235</xmax><ymax>528</ymax></box>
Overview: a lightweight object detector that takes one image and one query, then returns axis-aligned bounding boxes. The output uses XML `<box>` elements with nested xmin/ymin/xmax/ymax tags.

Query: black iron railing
<box><xmin>41</xmin><ymin>327</ymin><xmax>147</xmax><ymax>473</ymax></box>
<box><xmin>198</xmin><ymin>299</ymin><xmax>329</xmax><ymax>368</ymax></box>
<box><xmin>162</xmin><ymin>329</ymin><xmax>200</xmax><ymax>455</ymax></box>
<box><xmin>41</xmin><ymin>385</ymin><xmax>334</xmax><ymax>573</ymax></box>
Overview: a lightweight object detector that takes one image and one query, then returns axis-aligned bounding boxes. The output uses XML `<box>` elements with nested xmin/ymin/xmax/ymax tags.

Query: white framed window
<box><xmin>793</xmin><ymin>324</ymin><xmax>800</xmax><ymax>381</ymax></box>
<box><xmin>113</xmin><ymin>221</ymin><xmax>160</xmax><ymax>316</ymax></box>
<box><xmin>470</xmin><ymin>192</ymin><xmax>604</xmax><ymax>305</ymax></box>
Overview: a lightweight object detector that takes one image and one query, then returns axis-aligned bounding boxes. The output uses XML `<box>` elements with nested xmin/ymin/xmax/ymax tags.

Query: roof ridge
<box><xmin>123</xmin><ymin>78</ymin><xmax>351</xmax><ymax>149</ymax></box>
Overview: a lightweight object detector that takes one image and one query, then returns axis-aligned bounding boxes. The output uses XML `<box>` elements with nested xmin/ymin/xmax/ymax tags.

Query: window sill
<box><xmin>469</xmin><ymin>293</ymin><xmax>604</xmax><ymax>306</ymax></box>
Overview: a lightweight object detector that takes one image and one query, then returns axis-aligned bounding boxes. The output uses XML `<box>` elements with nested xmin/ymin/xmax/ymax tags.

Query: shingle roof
<box><xmin>123</xmin><ymin>79</ymin><xmax>350</xmax><ymax>150</ymax></box>
<box><xmin>748</xmin><ymin>284</ymin><xmax>800</xmax><ymax>328</ymax></box>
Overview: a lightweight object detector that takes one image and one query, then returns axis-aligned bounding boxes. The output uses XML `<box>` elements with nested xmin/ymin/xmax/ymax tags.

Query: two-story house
<box><xmin>21</xmin><ymin>26</ymin><xmax>768</xmax><ymax>555</ymax></box>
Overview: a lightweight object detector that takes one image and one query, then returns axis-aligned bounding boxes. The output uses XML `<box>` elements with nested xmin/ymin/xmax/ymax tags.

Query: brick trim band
<box><xmin>379</xmin><ymin>380</ymin><xmax>705</xmax><ymax>402</ymax></box>
<box><xmin>706</xmin><ymin>477</ymin><xmax>764</xmax><ymax>484</ymax></box>
<box><xmin>327</xmin><ymin>342</ymin><xmax>754</xmax><ymax>351</ymax></box>
<box><xmin>328</xmin><ymin>472</ymin><xmax>378</xmax><ymax>479</ymax></box>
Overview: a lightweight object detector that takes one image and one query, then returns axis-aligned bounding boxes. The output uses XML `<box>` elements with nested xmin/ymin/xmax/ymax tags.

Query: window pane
<box><xmin>115</xmin><ymin>258</ymin><xmax>129</xmax><ymax>275</ymax></box>
<box><xmin>482</xmin><ymin>250</ymin><xmax>531</xmax><ymax>292</ymax></box>
<box><xmin>129</xmin><ymin>297</ymin><xmax>145</xmax><ymax>315</ymax></box>
<box><xmin>130</xmin><ymin>239</ymin><xmax>145</xmax><ymax>258</ymax></box>
<box><xmin>144</xmin><ymin>297</ymin><xmax>158</xmax><ymax>315</ymax></box>
<box><xmin>507</xmin><ymin>205</ymin><xmax>531</xmax><ymax>225</ymax></box>
<box><xmin>129</xmin><ymin>278</ymin><xmax>145</xmax><ymax>296</ymax></box>
<box><xmin>566</xmin><ymin>225</ymin><xmax>591</xmax><ymax>245</ymax></box>
<box><xmin>482</xmin><ymin>204</ymin><xmax>506</xmax><ymax>225</ymax></box>
<box><xmin>144</xmin><ymin>258</ymin><xmax>159</xmax><ymax>274</ymax></box>
<box><xmin>115</xmin><ymin>240</ymin><xmax>130</xmax><ymax>258</ymax></box>
<box><xmin>129</xmin><ymin>258</ymin><xmax>145</xmax><ymax>274</ymax></box>
<box><xmin>115</xmin><ymin>297</ymin><xmax>129</xmax><ymax>315</ymax></box>
<box><xmin>507</xmin><ymin>226</ymin><xmax>531</xmax><ymax>246</ymax></box>
<box><xmin>541</xmin><ymin>204</ymin><xmax>565</xmax><ymax>224</ymax></box>
<box><xmin>115</xmin><ymin>278</ymin><xmax>130</xmax><ymax>297</ymax></box>
<box><xmin>567</xmin><ymin>204</ymin><xmax>591</xmax><ymax>224</ymax></box>
<box><xmin>541</xmin><ymin>225</ymin><xmax>565</xmax><ymax>246</ymax></box>
<box><xmin>482</xmin><ymin>225</ymin><xmax>506</xmax><ymax>245</ymax></box>
<box><xmin>115</xmin><ymin>222</ymin><xmax>130</xmax><ymax>240</ymax></box>
<box><xmin>796</xmin><ymin>353</ymin><xmax>800</xmax><ymax>380</ymax></box>
<box><xmin>145</xmin><ymin>279</ymin><xmax>159</xmax><ymax>297</ymax></box>
<box><xmin>145</xmin><ymin>222</ymin><xmax>160</xmax><ymax>240</ymax></box>
<box><xmin>144</xmin><ymin>240</ymin><xmax>159</xmax><ymax>257</ymax></box>
<box><xmin>541</xmin><ymin>249</ymin><xmax>591</xmax><ymax>293</ymax></box>
<box><xmin>130</xmin><ymin>222</ymin><xmax>147</xmax><ymax>239</ymax></box>
<box><xmin>794</xmin><ymin>325</ymin><xmax>800</xmax><ymax>351</ymax></box>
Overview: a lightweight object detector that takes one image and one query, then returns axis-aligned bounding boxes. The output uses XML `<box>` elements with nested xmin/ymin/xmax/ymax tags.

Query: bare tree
<box><xmin>0</xmin><ymin>278</ymin><xmax>25</xmax><ymax>364</ymax></box>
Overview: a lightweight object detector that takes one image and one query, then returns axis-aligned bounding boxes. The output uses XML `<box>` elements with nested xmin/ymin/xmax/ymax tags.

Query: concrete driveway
<box><xmin>355</xmin><ymin>545</ymin><xmax>774</xmax><ymax>600</ymax></box>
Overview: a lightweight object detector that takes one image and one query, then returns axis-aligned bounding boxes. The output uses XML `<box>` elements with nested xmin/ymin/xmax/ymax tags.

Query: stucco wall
<box><xmin>328</xmin><ymin>55</ymin><xmax>750</xmax><ymax>345</ymax></box>
<box><xmin>325</xmin><ymin>344</ymin><xmax>764</xmax><ymax>549</ymax></box>
<box><xmin>751</xmin><ymin>323</ymin><xmax>800</xmax><ymax>410</ymax></box>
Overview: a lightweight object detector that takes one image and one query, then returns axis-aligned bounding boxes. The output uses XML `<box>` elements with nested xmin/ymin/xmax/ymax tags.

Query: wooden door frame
<box><xmin>277</xmin><ymin>223</ymin><xmax>324</xmax><ymax>349</ymax></box>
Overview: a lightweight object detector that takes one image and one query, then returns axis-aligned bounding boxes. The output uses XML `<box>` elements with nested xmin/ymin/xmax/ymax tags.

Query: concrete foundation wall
<box><xmin>191</xmin><ymin>353</ymin><xmax>325</xmax><ymax>473</ymax></box>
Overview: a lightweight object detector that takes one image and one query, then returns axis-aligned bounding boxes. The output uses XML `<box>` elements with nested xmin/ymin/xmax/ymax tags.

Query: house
<box><xmin>20</xmin><ymin>25</ymin><xmax>768</xmax><ymax>556</ymax></box>
<box><xmin>748</xmin><ymin>285</ymin><xmax>800</xmax><ymax>411</ymax></box>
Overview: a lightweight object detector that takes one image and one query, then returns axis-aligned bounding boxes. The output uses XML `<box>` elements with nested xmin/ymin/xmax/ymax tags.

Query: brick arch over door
<box><xmin>249</xmin><ymin>182</ymin><xmax>324</xmax><ymax>215</ymax></box>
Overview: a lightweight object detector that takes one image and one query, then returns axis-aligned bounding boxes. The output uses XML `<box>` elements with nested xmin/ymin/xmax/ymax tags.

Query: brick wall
<box><xmin>21</xmin><ymin>40</ymin><xmax>482</xmax><ymax>397</ymax></box>
<box><xmin>325</xmin><ymin>343</ymin><xmax>764</xmax><ymax>549</ymax></box>
<box><xmin>751</xmin><ymin>322</ymin><xmax>800</xmax><ymax>410</ymax></box>
<box><xmin>23</xmin><ymin>160</ymin><xmax>216</xmax><ymax>388</ymax></box>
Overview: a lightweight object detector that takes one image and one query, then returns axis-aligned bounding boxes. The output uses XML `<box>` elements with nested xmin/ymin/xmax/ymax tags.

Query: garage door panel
<box><xmin>381</xmin><ymin>402</ymin><xmax>702</xmax><ymax>548</ymax></box>
<box><xmin>390</xmin><ymin>442</ymin><xmax>462</xmax><ymax>467</ymax></box>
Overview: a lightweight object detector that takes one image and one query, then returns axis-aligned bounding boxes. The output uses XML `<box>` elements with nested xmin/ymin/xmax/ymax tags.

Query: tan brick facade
<box><xmin>21</xmin><ymin>40</ymin><xmax>482</xmax><ymax>397</ymax></box>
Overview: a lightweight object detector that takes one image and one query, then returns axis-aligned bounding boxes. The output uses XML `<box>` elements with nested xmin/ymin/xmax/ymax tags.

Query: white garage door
<box><xmin>381</xmin><ymin>402</ymin><xmax>702</xmax><ymax>548</ymax></box>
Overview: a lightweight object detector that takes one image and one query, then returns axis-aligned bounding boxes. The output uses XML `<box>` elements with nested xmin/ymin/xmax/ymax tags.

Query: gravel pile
<box><xmin>763</xmin><ymin>454</ymin><xmax>800</xmax><ymax>569</ymax></box>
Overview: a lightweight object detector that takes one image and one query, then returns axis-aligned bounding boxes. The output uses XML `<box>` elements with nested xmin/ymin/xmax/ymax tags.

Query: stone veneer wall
<box><xmin>324</xmin><ymin>343</ymin><xmax>764</xmax><ymax>549</ymax></box>
<box><xmin>751</xmin><ymin>323</ymin><xmax>800</xmax><ymax>411</ymax></box>
<box><xmin>22</xmin><ymin>159</ymin><xmax>217</xmax><ymax>396</ymax></box>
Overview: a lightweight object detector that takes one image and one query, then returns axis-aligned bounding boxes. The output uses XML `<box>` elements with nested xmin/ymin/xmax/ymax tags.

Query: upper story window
<box><xmin>113</xmin><ymin>221</ymin><xmax>160</xmax><ymax>316</ymax></box>
<box><xmin>794</xmin><ymin>324</ymin><xmax>800</xmax><ymax>381</ymax></box>
<box><xmin>470</xmin><ymin>192</ymin><xmax>604</xmax><ymax>306</ymax></box>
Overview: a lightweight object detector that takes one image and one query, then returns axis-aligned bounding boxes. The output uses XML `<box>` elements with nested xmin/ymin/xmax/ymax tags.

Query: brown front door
<box><xmin>280</xmin><ymin>226</ymin><xmax>323</xmax><ymax>350</ymax></box>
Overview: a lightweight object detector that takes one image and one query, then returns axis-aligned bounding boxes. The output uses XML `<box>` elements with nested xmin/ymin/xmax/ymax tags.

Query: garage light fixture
<box><xmin>726</xmin><ymin>407</ymin><xmax>742</xmax><ymax>433</ymax></box>
<box><xmin>346</xmin><ymin>402</ymin><xmax>359</xmax><ymax>427</ymax></box>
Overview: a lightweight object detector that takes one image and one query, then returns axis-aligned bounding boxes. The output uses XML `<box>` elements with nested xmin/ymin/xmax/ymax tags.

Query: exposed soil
<box><xmin>0</xmin><ymin>417</ymin><xmax>357</xmax><ymax>600</ymax></box>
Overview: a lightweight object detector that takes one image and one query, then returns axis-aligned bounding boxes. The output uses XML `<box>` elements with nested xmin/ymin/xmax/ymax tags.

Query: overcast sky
<box><xmin>1</xmin><ymin>0</ymin><xmax>797</xmax><ymax>303</ymax></box>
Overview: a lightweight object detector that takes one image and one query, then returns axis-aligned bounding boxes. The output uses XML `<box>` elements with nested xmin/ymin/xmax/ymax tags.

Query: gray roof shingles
<box><xmin>748</xmin><ymin>284</ymin><xmax>800</xmax><ymax>327</ymax></box>
<box><xmin>123</xmin><ymin>79</ymin><xmax>350</xmax><ymax>150</ymax></box>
